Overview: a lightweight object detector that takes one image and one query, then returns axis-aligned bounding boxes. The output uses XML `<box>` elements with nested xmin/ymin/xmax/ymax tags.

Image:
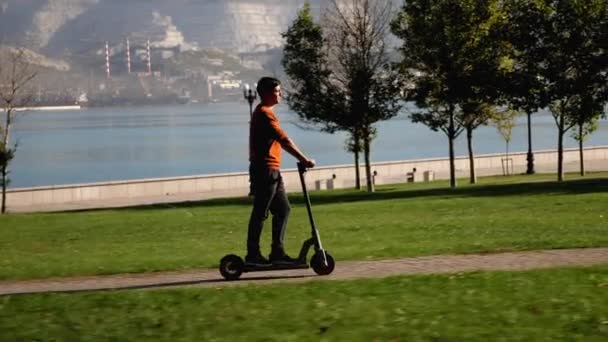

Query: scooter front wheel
<box><xmin>219</xmin><ymin>254</ymin><xmax>244</xmax><ymax>280</ymax></box>
<box><xmin>311</xmin><ymin>251</ymin><xmax>335</xmax><ymax>276</ymax></box>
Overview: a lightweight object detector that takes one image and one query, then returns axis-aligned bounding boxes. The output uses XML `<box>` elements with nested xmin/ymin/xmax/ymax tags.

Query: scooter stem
<box><xmin>297</xmin><ymin>162</ymin><xmax>307</xmax><ymax>174</ymax></box>
<box><xmin>297</xmin><ymin>162</ymin><xmax>324</xmax><ymax>253</ymax></box>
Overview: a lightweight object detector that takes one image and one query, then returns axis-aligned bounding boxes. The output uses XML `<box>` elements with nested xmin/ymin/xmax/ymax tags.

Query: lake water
<box><xmin>5</xmin><ymin>102</ymin><xmax>608</xmax><ymax>188</ymax></box>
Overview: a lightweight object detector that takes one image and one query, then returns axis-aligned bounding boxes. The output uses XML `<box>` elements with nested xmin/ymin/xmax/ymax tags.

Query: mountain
<box><xmin>1</xmin><ymin>0</ymin><xmax>403</xmax><ymax>106</ymax></box>
<box><xmin>0</xmin><ymin>0</ymin><xmax>327</xmax><ymax>56</ymax></box>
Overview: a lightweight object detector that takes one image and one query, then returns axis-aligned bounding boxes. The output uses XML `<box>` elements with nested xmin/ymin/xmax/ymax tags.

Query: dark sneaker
<box><xmin>245</xmin><ymin>253</ymin><xmax>270</xmax><ymax>266</ymax></box>
<box><xmin>269</xmin><ymin>250</ymin><xmax>301</xmax><ymax>265</ymax></box>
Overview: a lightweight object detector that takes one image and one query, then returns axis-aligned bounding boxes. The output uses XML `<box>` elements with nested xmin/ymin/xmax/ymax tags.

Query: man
<box><xmin>247</xmin><ymin>77</ymin><xmax>315</xmax><ymax>266</ymax></box>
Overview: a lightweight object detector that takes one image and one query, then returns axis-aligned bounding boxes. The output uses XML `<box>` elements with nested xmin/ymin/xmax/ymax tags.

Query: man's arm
<box><xmin>281</xmin><ymin>138</ymin><xmax>315</xmax><ymax>168</ymax></box>
<box><xmin>265</xmin><ymin>109</ymin><xmax>315</xmax><ymax>167</ymax></box>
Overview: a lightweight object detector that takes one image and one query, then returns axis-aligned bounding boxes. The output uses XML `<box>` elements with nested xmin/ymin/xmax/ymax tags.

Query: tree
<box><xmin>392</xmin><ymin>0</ymin><xmax>509</xmax><ymax>188</ymax></box>
<box><xmin>409</xmin><ymin>101</ymin><xmax>463</xmax><ymax>187</ymax></box>
<box><xmin>572</xmin><ymin>117</ymin><xmax>599</xmax><ymax>177</ymax></box>
<box><xmin>0</xmin><ymin>47</ymin><xmax>37</xmax><ymax>213</ymax></box>
<box><xmin>549</xmin><ymin>99</ymin><xmax>577</xmax><ymax>181</ymax></box>
<box><xmin>570</xmin><ymin>93</ymin><xmax>604</xmax><ymax>176</ymax></box>
<box><xmin>460</xmin><ymin>102</ymin><xmax>497</xmax><ymax>183</ymax></box>
<box><xmin>344</xmin><ymin>128</ymin><xmax>364</xmax><ymax>189</ymax></box>
<box><xmin>554</xmin><ymin>92</ymin><xmax>605</xmax><ymax>177</ymax></box>
<box><xmin>490</xmin><ymin>107</ymin><xmax>518</xmax><ymax>175</ymax></box>
<box><xmin>283</xmin><ymin>0</ymin><xmax>403</xmax><ymax>192</ymax></box>
<box><xmin>540</xmin><ymin>0</ymin><xmax>608</xmax><ymax>181</ymax></box>
<box><xmin>281</xmin><ymin>3</ymin><xmax>360</xmax><ymax>187</ymax></box>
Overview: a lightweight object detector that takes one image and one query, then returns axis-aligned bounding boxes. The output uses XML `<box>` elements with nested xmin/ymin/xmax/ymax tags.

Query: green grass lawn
<box><xmin>1</xmin><ymin>172</ymin><xmax>608</xmax><ymax>280</ymax></box>
<box><xmin>1</xmin><ymin>266</ymin><xmax>607</xmax><ymax>341</ymax></box>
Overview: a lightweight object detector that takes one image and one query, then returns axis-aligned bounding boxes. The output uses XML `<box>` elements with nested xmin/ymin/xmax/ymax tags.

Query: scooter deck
<box><xmin>244</xmin><ymin>262</ymin><xmax>309</xmax><ymax>272</ymax></box>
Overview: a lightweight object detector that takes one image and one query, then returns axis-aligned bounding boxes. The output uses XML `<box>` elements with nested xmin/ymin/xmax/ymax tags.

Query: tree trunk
<box><xmin>364</xmin><ymin>135</ymin><xmax>374</xmax><ymax>193</ymax></box>
<box><xmin>466</xmin><ymin>126</ymin><xmax>476</xmax><ymax>184</ymax></box>
<box><xmin>557</xmin><ymin>112</ymin><xmax>565</xmax><ymax>182</ymax></box>
<box><xmin>1</xmin><ymin>164</ymin><xmax>6</xmax><ymax>214</ymax></box>
<box><xmin>526</xmin><ymin>111</ymin><xmax>535</xmax><ymax>174</ymax></box>
<box><xmin>354</xmin><ymin>150</ymin><xmax>361</xmax><ymax>190</ymax></box>
<box><xmin>448</xmin><ymin>110</ymin><xmax>457</xmax><ymax>188</ymax></box>
<box><xmin>578</xmin><ymin>123</ymin><xmax>585</xmax><ymax>176</ymax></box>
<box><xmin>3</xmin><ymin>112</ymin><xmax>10</xmax><ymax>146</ymax></box>
<box><xmin>1</xmin><ymin>109</ymin><xmax>11</xmax><ymax>214</ymax></box>
<box><xmin>353</xmin><ymin>130</ymin><xmax>361</xmax><ymax>190</ymax></box>
<box><xmin>506</xmin><ymin>141</ymin><xmax>510</xmax><ymax>176</ymax></box>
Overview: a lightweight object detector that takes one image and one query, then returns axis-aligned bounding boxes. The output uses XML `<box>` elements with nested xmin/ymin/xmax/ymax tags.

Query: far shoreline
<box><xmin>1</xmin><ymin>105</ymin><xmax>81</xmax><ymax>112</ymax></box>
<box><xmin>18</xmin><ymin>105</ymin><xmax>81</xmax><ymax>112</ymax></box>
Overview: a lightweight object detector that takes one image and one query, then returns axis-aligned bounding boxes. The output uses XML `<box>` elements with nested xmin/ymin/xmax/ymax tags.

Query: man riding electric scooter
<box><xmin>246</xmin><ymin>76</ymin><xmax>315</xmax><ymax>266</ymax></box>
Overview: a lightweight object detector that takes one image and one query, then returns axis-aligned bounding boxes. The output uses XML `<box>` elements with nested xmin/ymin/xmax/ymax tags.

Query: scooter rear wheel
<box><xmin>219</xmin><ymin>254</ymin><xmax>244</xmax><ymax>280</ymax></box>
<box><xmin>311</xmin><ymin>251</ymin><xmax>335</xmax><ymax>276</ymax></box>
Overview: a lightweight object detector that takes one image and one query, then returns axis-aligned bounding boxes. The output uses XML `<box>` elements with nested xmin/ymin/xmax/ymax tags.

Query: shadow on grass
<box><xmin>66</xmin><ymin>175</ymin><xmax>608</xmax><ymax>213</ymax></box>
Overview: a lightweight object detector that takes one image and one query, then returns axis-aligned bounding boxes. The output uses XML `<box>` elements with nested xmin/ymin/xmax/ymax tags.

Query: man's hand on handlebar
<box><xmin>302</xmin><ymin>158</ymin><xmax>316</xmax><ymax>168</ymax></box>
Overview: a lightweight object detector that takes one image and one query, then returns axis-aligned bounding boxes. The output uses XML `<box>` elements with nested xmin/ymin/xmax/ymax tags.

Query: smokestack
<box><xmin>126</xmin><ymin>38</ymin><xmax>131</xmax><ymax>74</ymax></box>
<box><xmin>146</xmin><ymin>39</ymin><xmax>152</xmax><ymax>75</ymax></box>
<box><xmin>105</xmin><ymin>41</ymin><xmax>111</xmax><ymax>79</ymax></box>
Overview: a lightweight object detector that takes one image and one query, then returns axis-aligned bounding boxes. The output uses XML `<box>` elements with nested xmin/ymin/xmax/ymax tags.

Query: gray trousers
<box><xmin>247</xmin><ymin>166</ymin><xmax>291</xmax><ymax>255</ymax></box>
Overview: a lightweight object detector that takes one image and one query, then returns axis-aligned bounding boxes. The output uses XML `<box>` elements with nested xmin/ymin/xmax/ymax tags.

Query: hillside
<box><xmin>0</xmin><ymin>0</ymin><xmax>326</xmax><ymax>55</ymax></box>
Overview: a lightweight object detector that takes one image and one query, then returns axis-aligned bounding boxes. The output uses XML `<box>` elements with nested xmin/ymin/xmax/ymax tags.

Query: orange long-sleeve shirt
<box><xmin>249</xmin><ymin>104</ymin><xmax>290</xmax><ymax>170</ymax></box>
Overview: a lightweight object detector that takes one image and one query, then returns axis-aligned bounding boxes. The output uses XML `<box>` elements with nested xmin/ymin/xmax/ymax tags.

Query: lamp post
<box><xmin>526</xmin><ymin>111</ymin><xmax>535</xmax><ymax>174</ymax></box>
<box><xmin>243</xmin><ymin>83</ymin><xmax>257</xmax><ymax>118</ymax></box>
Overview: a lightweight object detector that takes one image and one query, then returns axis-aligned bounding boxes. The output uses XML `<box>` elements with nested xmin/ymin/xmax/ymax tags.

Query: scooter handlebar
<box><xmin>297</xmin><ymin>162</ymin><xmax>307</xmax><ymax>174</ymax></box>
<box><xmin>298</xmin><ymin>160</ymin><xmax>315</xmax><ymax>173</ymax></box>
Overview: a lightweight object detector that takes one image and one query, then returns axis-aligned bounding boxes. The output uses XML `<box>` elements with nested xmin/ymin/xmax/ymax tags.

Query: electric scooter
<box><xmin>219</xmin><ymin>162</ymin><xmax>335</xmax><ymax>280</ymax></box>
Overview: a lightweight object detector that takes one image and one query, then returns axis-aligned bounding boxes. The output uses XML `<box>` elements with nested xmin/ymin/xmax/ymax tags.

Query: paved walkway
<box><xmin>1</xmin><ymin>248</ymin><xmax>607</xmax><ymax>296</ymax></box>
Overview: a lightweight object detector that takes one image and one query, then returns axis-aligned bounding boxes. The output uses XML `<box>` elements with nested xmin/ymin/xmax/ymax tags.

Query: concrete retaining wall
<box><xmin>7</xmin><ymin>146</ymin><xmax>608</xmax><ymax>212</ymax></box>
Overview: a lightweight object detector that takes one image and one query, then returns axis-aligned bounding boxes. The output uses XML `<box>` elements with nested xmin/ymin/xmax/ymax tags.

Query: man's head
<box><xmin>256</xmin><ymin>77</ymin><xmax>281</xmax><ymax>106</ymax></box>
